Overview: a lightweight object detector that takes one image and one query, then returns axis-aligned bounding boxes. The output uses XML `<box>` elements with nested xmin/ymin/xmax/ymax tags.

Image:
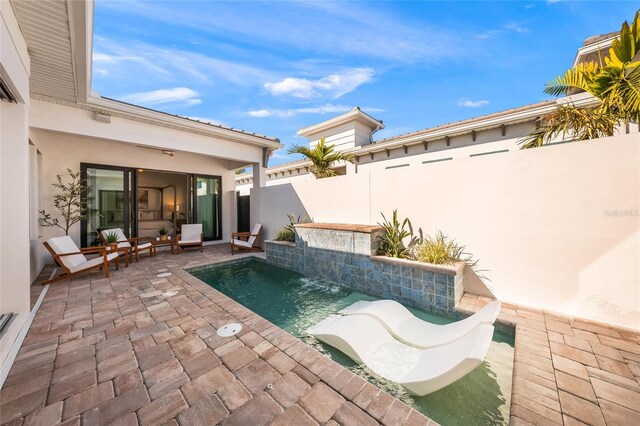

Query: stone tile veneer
<box><xmin>265</xmin><ymin>224</ymin><xmax>465</xmax><ymax>317</ymax></box>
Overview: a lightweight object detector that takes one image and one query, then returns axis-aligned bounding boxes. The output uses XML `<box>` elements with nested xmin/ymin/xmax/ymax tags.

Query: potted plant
<box><xmin>104</xmin><ymin>230</ymin><xmax>119</xmax><ymax>252</ymax></box>
<box><xmin>159</xmin><ymin>226</ymin><xmax>169</xmax><ymax>241</ymax></box>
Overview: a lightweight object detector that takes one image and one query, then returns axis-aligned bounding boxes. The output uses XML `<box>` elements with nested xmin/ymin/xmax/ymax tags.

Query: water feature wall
<box><xmin>265</xmin><ymin>223</ymin><xmax>464</xmax><ymax>317</ymax></box>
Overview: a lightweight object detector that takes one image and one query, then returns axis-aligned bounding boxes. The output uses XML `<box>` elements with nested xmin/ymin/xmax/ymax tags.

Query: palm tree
<box><xmin>288</xmin><ymin>137</ymin><xmax>353</xmax><ymax>178</ymax></box>
<box><xmin>520</xmin><ymin>11</ymin><xmax>640</xmax><ymax>149</ymax></box>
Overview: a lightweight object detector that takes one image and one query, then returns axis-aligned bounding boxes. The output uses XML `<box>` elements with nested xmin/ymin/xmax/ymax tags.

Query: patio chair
<box><xmin>100</xmin><ymin>228</ymin><xmax>154</xmax><ymax>262</ymax></box>
<box><xmin>230</xmin><ymin>223</ymin><xmax>262</xmax><ymax>254</ymax></box>
<box><xmin>339</xmin><ymin>299</ymin><xmax>501</xmax><ymax>349</ymax></box>
<box><xmin>307</xmin><ymin>314</ymin><xmax>494</xmax><ymax>396</ymax></box>
<box><xmin>177</xmin><ymin>224</ymin><xmax>204</xmax><ymax>253</ymax></box>
<box><xmin>42</xmin><ymin>236</ymin><xmax>120</xmax><ymax>285</ymax></box>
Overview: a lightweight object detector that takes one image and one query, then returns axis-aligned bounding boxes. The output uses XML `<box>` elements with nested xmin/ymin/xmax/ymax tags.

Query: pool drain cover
<box><xmin>217</xmin><ymin>323</ymin><xmax>242</xmax><ymax>337</ymax></box>
<box><xmin>157</xmin><ymin>272</ymin><xmax>172</xmax><ymax>278</ymax></box>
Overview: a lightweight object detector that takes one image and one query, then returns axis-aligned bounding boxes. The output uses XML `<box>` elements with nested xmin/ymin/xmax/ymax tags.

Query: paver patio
<box><xmin>1</xmin><ymin>245</ymin><xmax>639</xmax><ymax>425</ymax></box>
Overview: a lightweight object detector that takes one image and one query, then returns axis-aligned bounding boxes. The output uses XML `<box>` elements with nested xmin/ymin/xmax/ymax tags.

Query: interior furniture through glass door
<box><xmin>81</xmin><ymin>164</ymin><xmax>135</xmax><ymax>247</ymax></box>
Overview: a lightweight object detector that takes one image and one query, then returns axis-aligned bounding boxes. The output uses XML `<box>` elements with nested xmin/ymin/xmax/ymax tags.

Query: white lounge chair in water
<box><xmin>307</xmin><ymin>314</ymin><xmax>494</xmax><ymax>396</ymax></box>
<box><xmin>339</xmin><ymin>299</ymin><xmax>501</xmax><ymax>349</ymax></box>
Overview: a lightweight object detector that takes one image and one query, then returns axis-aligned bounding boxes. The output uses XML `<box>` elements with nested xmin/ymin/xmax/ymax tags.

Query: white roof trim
<box><xmin>87</xmin><ymin>95</ymin><xmax>283</xmax><ymax>149</ymax></box>
<box><xmin>572</xmin><ymin>35</ymin><xmax>617</xmax><ymax>67</ymax></box>
<box><xmin>297</xmin><ymin>107</ymin><xmax>384</xmax><ymax>137</ymax></box>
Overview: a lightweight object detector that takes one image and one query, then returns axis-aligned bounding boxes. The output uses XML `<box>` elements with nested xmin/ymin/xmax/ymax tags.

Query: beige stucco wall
<box><xmin>0</xmin><ymin>0</ymin><xmax>31</xmax><ymax>373</ymax></box>
<box><xmin>259</xmin><ymin>134</ymin><xmax>640</xmax><ymax>330</ymax></box>
<box><xmin>30</xmin><ymin>129</ymin><xmax>240</xmax><ymax>263</ymax></box>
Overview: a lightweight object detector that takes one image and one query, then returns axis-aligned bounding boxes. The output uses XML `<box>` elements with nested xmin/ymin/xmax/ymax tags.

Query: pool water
<box><xmin>191</xmin><ymin>258</ymin><xmax>514</xmax><ymax>425</ymax></box>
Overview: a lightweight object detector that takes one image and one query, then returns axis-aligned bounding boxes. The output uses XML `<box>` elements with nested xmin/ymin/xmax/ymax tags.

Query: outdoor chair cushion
<box><xmin>69</xmin><ymin>252</ymin><xmax>118</xmax><ymax>273</ymax></box>
<box><xmin>180</xmin><ymin>224</ymin><xmax>202</xmax><ymax>244</ymax></box>
<box><xmin>231</xmin><ymin>239</ymin><xmax>252</xmax><ymax>248</ymax></box>
<box><xmin>46</xmin><ymin>236</ymin><xmax>87</xmax><ymax>270</ymax></box>
<box><xmin>247</xmin><ymin>223</ymin><xmax>262</xmax><ymax>246</ymax></box>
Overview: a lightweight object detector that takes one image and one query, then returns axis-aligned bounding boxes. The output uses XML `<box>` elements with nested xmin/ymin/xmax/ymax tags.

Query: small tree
<box><xmin>39</xmin><ymin>169</ymin><xmax>92</xmax><ymax>235</ymax></box>
<box><xmin>288</xmin><ymin>137</ymin><xmax>352</xmax><ymax>178</ymax></box>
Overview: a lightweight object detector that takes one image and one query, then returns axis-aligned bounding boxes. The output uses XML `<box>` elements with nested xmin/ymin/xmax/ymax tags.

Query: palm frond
<box><xmin>544</xmin><ymin>62</ymin><xmax>600</xmax><ymax>97</ymax></box>
<box><xmin>519</xmin><ymin>106</ymin><xmax>617</xmax><ymax>149</ymax></box>
<box><xmin>287</xmin><ymin>137</ymin><xmax>351</xmax><ymax>178</ymax></box>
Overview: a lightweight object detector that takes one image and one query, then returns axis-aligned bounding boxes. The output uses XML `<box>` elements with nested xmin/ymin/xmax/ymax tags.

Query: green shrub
<box><xmin>275</xmin><ymin>227</ymin><xmax>295</xmax><ymax>242</ymax></box>
<box><xmin>410</xmin><ymin>230</ymin><xmax>476</xmax><ymax>266</ymax></box>
<box><xmin>274</xmin><ymin>213</ymin><xmax>309</xmax><ymax>242</ymax></box>
<box><xmin>377</xmin><ymin>210</ymin><xmax>419</xmax><ymax>258</ymax></box>
<box><xmin>104</xmin><ymin>230</ymin><xmax>119</xmax><ymax>244</ymax></box>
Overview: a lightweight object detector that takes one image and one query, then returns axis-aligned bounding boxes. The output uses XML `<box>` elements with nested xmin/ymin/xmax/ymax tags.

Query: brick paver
<box><xmin>2</xmin><ymin>244</ymin><xmax>638</xmax><ymax>425</ymax></box>
<box><xmin>459</xmin><ymin>293</ymin><xmax>640</xmax><ymax>425</ymax></box>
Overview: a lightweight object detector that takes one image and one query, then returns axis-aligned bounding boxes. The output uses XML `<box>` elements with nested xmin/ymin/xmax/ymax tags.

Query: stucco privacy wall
<box><xmin>30</xmin><ymin>129</ymin><xmax>239</xmax><ymax>264</ymax></box>
<box><xmin>259</xmin><ymin>134</ymin><xmax>640</xmax><ymax>330</ymax></box>
<box><xmin>0</xmin><ymin>0</ymin><xmax>31</xmax><ymax>372</ymax></box>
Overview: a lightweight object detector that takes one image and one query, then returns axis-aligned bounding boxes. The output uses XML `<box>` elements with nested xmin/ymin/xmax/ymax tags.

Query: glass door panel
<box><xmin>192</xmin><ymin>175</ymin><xmax>222</xmax><ymax>241</ymax></box>
<box><xmin>82</xmin><ymin>165</ymin><xmax>134</xmax><ymax>247</ymax></box>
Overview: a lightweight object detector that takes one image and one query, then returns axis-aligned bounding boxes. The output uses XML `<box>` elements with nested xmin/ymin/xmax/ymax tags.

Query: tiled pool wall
<box><xmin>265</xmin><ymin>226</ymin><xmax>465</xmax><ymax>318</ymax></box>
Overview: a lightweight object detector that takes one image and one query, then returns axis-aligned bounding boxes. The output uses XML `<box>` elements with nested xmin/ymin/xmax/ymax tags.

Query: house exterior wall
<box><xmin>0</xmin><ymin>0</ymin><xmax>32</xmax><ymax>375</ymax></box>
<box><xmin>308</xmin><ymin>121</ymin><xmax>375</xmax><ymax>151</ymax></box>
<box><xmin>258</xmin><ymin>134</ymin><xmax>640</xmax><ymax>330</ymax></box>
<box><xmin>30</xmin><ymin>129</ymin><xmax>241</xmax><ymax>262</ymax></box>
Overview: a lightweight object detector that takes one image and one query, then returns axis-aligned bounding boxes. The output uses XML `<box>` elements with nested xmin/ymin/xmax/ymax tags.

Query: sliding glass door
<box><xmin>191</xmin><ymin>175</ymin><xmax>222</xmax><ymax>241</ymax></box>
<box><xmin>81</xmin><ymin>164</ymin><xmax>135</xmax><ymax>247</ymax></box>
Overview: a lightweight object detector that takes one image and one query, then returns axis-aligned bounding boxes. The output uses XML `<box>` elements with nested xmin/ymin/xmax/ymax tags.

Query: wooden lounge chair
<box><xmin>176</xmin><ymin>224</ymin><xmax>204</xmax><ymax>253</ymax></box>
<box><xmin>100</xmin><ymin>228</ymin><xmax>154</xmax><ymax>262</ymax></box>
<box><xmin>230</xmin><ymin>223</ymin><xmax>262</xmax><ymax>254</ymax></box>
<box><xmin>42</xmin><ymin>236</ymin><xmax>120</xmax><ymax>285</ymax></box>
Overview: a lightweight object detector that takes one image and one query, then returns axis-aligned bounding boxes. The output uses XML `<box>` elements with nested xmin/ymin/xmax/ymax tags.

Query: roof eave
<box><xmin>86</xmin><ymin>95</ymin><xmax>283</xmax><ymax>150</ymax></box>
<box><xmin>350</xmin><ymin>96</ymin><xmax>598</xmax><ymax>155</ymax></box>
<box><xmin>297</xmin><ymin>108</ymin><xmax>384</xmax><ymax>137</ymax></box>
<box><xmin>67</xmin><ymin>0</ymin><xmax>92</xmax><ymax>103</ymax></box>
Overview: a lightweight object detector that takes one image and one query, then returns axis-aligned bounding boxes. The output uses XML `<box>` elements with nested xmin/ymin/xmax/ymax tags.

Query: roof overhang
<box><xmin>87</xmin><ymin>95</ymin><xmax>282</xmax><ymax>149</ymax></box>
<box><xmin>297</xmin><ymin>107</ymin><xmax>384</xmax><ymax>138</ymax></box>
<box><xmin>10</xmin><ymin>0</ymin><xmax>92</xmax><ymax>103</ymax></box>
<box><xmin>572</xmin><ymin>34</ymin><xmax>617</xmax><ymax>68</ymax></box>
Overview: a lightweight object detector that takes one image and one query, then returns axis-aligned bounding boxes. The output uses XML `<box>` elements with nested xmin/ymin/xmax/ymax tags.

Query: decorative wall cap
<box><xmin>371</xmin><ymin>255</ymin><xmax>465</xmax><ymax>275</ymax></box>
<box><xmin>295</xmin><ymin>223</ymin><xmax>383</xmax><ymax>234</ymax></box>
<box><xmin>264</xmin><ymin>240</ymin><xmax>296</xmax><ymax>247</ymax></box>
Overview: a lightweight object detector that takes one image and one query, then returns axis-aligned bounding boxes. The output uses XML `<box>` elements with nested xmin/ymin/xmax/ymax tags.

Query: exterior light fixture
<box><xmin>94</xmin><ymin>112</ymin><xmax>111</xmax><ymax>123</ymax></box>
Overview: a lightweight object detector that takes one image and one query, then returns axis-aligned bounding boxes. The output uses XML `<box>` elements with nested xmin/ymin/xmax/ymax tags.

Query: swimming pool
<box><xmin>190</xmin><ymin>258</ymin><xmax>514</xmax><ymax>425</ymax></box>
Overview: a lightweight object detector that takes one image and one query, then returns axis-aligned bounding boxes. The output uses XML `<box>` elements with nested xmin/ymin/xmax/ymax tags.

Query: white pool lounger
<box><xmin>339</xmin><ymin>299</ymin><xmax>501</xmax><ymax>349</ymax></box>
<box><xmin>307</xmin><ymin>315</ymin><xmax>494</xmax><ymax>396</ymax></box>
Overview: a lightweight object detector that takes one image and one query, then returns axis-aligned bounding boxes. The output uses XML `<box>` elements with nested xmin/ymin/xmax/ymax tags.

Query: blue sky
<box><xmin>92</xmin><ymin>1</ymin><xmax>638</xmax><ymax>165</ymax></box>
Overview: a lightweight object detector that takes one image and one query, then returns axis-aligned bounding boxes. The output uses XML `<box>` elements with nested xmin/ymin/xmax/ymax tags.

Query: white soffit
<box><xmin>11</xmin><ymin>0</ymin><xmax>77</xmax><ymax>102</ymax></box>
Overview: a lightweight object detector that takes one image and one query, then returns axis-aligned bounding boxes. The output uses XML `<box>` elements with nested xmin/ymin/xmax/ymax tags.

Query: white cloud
<box><xmin>475</xmin><ymin>30</ymin><xmax>502</xmax><ymax>40</ymax></box>
<box><xmin>93</xmin><ymin>38</ymin><xmax>273</xmax><ymax>87</ymax></box>
<box><xmin>264</xmin><ymin>68</ymin><xmax>374</xmax><ymax>99</ymax></box>
<box><xmin>247</xmin><ymin>109</ymin><xmax>272</xmax><ymax>118</ymax></box>
<box><xmin>120</xmin><ymin>87</ymin><xmax>202</xmax><ymax>106</ymax></box>
<box><xmin>475</xmin><ymin>21</ymin><xmax>530</xmax><ymax>39</ymax></box>
<box><xmin>247</xmin><ymin>103</ymin><xmax>383</xmax><ymax>118</ymax></box>
<box><xmin>458</xmin><ymin>99</ymin><xmax>490</xmax><ymax>108</ymax></box>
<box><xmin>505</xmin><ymin>22</ymin><xmax>530</xmax><ymax>34</ymax></box>
<box><xmin>96</xmin><ymin>1</ymin><xmax>464</xmax><ymax>63</ymax></box>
